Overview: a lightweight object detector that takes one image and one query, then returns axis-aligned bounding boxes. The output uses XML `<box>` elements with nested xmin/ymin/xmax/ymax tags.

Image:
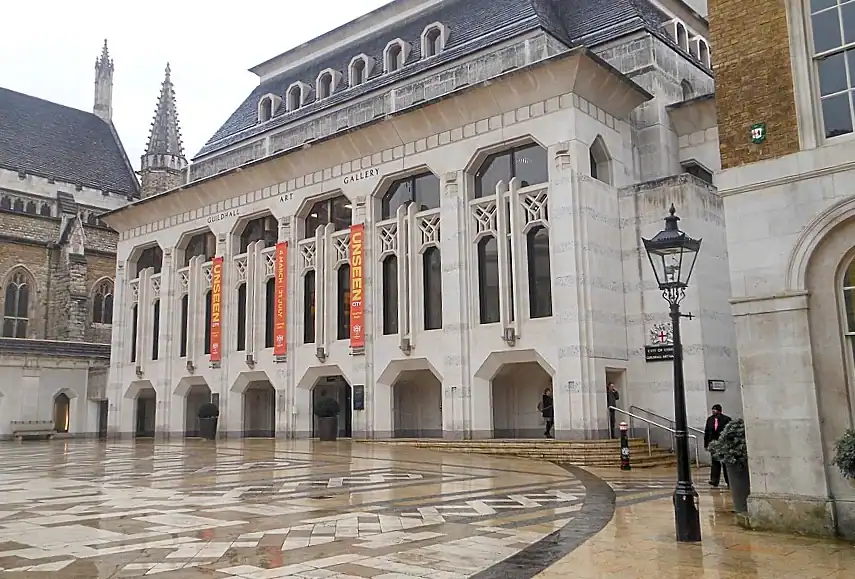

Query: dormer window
<box><xmin>698</xmin><ymin>40</ymin><xmax>710</xmax><ymax>67</ymax></box>
<box><xmin>421</xmin><ymin>23</ymin><xmax>447</xmax><ymax>58</ymax></box>
<box><xmin>676</xmin><ymin>22</ymin><xmax>689</xmax><ymax>51</ymax></box>
<box><xmin>287</xmin><ymin>84</ymin><xmax>303</xmax><ymax>112</ymax></box>
<box><xmin>349</xmin><ymin>55</ymin><xmax>373</xmax><ymax>87</ymax></box>
<box><xmin>384</xmin><ymin>40</ymin><xmax>408</xmax><ymax>73</ymax></box>
<box><xmin>317</xmin><ymin>72</ymin><xmax>333</xmax><ymax>99</ymax></box>
<box><xmin>257</xmin><ymin>93</ymin><xmax>281</xmax><ymax>123</ymax></box>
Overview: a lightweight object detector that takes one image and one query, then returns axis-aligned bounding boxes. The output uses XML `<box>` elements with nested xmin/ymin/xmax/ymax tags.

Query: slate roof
<box><xmin>0</xmin><ymin>87</ymin><xmax>140</xmax><ymax>196</ymax></box>
<box><xmin>195</xmin><ymin>0</ymin><xmax>674</xmax><ymax>159</ymax></box>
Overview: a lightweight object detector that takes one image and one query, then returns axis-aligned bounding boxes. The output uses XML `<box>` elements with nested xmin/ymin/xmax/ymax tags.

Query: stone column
<box><xmin>107</xmin><ymin>262</ymin><xmax>127</xmax><ymax>438</ymax></box>
<box><xmin>157</xmin><ymin>247</ymin><xmax>175</xmax><ymax>440</ymax></box>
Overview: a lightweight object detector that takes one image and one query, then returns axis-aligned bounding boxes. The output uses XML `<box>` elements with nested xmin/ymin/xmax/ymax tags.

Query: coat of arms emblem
<box><xmin>649</xmin><ymin>323</ymin><xmax>673</xmax><ymax>346</ymax></box>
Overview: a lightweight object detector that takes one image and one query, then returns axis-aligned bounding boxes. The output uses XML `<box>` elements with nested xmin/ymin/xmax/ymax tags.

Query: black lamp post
<box><xmin>642</xmin><ymin>204</ymin><xmax>702</xmax><ymax>543</ymax></box>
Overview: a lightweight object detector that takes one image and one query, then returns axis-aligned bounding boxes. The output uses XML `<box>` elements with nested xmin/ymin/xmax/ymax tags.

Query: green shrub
<box><xmin>314</xmin><ymin>397</ymin><xmax>341</xmax><ymax>418</ymax></box>
<box><xmin>197</xmin><ymin>402</ymin><xmax>220</xmax><ymax>419</ymax></box>
<box><xmin>708</xmin><ymin>418</ymin><xmax>748</xmax><ymax>465</ymax></box>
<box><xmin>833</xmin><ymin>429</ymin><xmax>855</xmax><ymax>479</ymax></box>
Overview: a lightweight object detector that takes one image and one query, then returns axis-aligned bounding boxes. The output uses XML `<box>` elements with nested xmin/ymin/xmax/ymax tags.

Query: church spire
<box><xmin>93</xmin><ymin>39</ymin><xmax>114</xmax><ymax>122</ymax></box>
<box><xmin>140</xmin><ymin>63</ymin><xmax>188</xmax><ymax>198</ymax></box>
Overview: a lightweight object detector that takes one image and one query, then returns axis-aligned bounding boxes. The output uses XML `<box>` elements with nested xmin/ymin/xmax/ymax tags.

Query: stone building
<box><xmin>0</xmin><ymin>42</ymin><xmax>186</xmax><ymax>438</ymax></box>
<box><xmin>709</xmin><ymin>0</ymin><xmax>855</xmax><ymax>538</ymax></box>
<box><xmin>102</xmin><ymin>0</ymin><xmax>739</xmax><ymax>447</ymax></box>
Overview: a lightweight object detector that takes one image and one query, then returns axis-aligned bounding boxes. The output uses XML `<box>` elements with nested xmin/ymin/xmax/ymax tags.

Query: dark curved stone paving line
<box><xmin>470</xmin><ymin>465</ymin><xmax>616</xmax><ymax>579</ymax></box>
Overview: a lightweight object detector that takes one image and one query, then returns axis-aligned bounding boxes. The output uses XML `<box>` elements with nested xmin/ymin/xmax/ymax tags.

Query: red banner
<box><xmin>349</xmin><ymin>224</ymin><xmax>365</xmax><ymax>348</ymax></box>
<box><xmin>209</xmin><ymin>256</ymin><xmax>223</xmax><ymax>362</ymax></box>
<box><xmin>273</xmin><ymin>242</ymin><xmax>288</xmax><ymax>356</ymax></box>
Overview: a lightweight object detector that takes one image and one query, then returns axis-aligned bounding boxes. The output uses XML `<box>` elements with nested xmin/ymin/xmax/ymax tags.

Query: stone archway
<box><xmin>473</xmin><ymin>349</ymin><xmax>555</xmax><ymax>439</ymax></box>
<box><xmin>133</xmin><ymin>385</ymin><xmax>156</xmax><ymax>438</ymax></box>
<box><xmin>297</xmin><ymin>365</ymin><xmax>355</xmax><ymax>439</ymax></box>
<box><xmin>53</xmin><ymin>392</ymin><xmax>71</xmax><ymax>434</ymax></box>
<box><xmin>174</xmin><ymin>377</ymin><xmax>212</xmax><ymax>437</ymax></box>
<box><xmin>231</xmin><ymin>371</ymin><xmax>276</xmax><ymax>438</ymax></box>
<box><xmin>377</xmin><ymin>358</ymin><xmax>444</xmax><ymax>439</ymax></box>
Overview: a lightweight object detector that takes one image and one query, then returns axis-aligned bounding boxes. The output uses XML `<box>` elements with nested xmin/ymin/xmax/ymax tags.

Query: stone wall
<box><xmin>708</xmin><ymin>0</ymin><xmax>800</xmax><ymax>169</ymax></box>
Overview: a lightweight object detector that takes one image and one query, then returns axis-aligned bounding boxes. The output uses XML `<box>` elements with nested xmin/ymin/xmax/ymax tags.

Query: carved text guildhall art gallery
<box><xmin>100</xmin><ymin>0</ymin><xmax>740</xmax><ymax>440</ymax></box>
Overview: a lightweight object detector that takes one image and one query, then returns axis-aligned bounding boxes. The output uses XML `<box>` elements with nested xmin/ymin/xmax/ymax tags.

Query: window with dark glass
<box><xmin>812</xmin><ymin>0</ymin><xmax>855</xmax><ymax>138</ymax></box>
<box><xmin>424</xmin><ymin>28</ymin><xmax>442</xmax><ymax>57</ymax></box>
<box><xmin>152</xmin><ymin>300</ymin><xmax>160</xmax><ymax>360</ymax></box>
<box><xmin>589</xmin><ymin>138</ymin><xmax>611</xmax><ymax>185</ymax></box>
<box><xmin>304</xmin><ymin>195</ymin><xmax>352</xmax><ymax>239</ymax></box>
<box><xmin>204</xmin><ymin>290</ymin><xmax>212</xmax><ymax>355</ymax></box>
<box><xmin>337</xmin><ymin>265</ymin><xmax>351</xmax><ymax>340</ymax></box>
<box><xmin>351</xmin><ymin>59</ymin><xmax>366</xmax><ymax>86</ymax></box>
<box><xmin>477</xmin><ymin>237</ymin><xmax>500</xmax><ymax>324</ymax></box>
<box><xmin>236</xmin><ymin>283</ymin><xmax>247</xmax><ymax>351</ymax></box>
<box><xmin>3</xmin><ymin>272</ymin><xmax>29</xmax><ymax>338</ymax></box>
<box><xmin>381</xmin><ymin>172</ymin><xmax>440</xmax><ymax>219</ymax></box>
<box><xmin>93</xmin><ymin>280</ymin><xmax>114</xmax><ymax>324</ymax></box>
<box><xmin>13</xmin><ymin>198</ymin><xmax>23</xmax><ymax>212</ymax></box>
<box><xmin>259</xmin><ymin>97</ymin><xmax>272</xmax><ymax>122</ymax></box>
<box><xmin>130</xmin><ymin>304</ymin><xmax>138</xmax><ymax>362</ymax></box>
<box><xmin>318</xmin><ymin>73</ymin><xmax>333</xmax><ymax>99</ymax></box>
<box><xmin>304</xmin><ymin>271</ymin><xmax>316</xmax><ymax>343</ymax></box>
<box><xmin>382</xmin><ymin>256</ymin><xmax>398</xmax><ymax>334</ymax></box>
<box><xmin>179</xmin><ymin>294</ymin><xmax>189</xmax><ymax>357</ymax></box>
<box><xmin>475</xmin><ymin>143</ymin><xmax>548</xmax><ymax>198</ymax></box>
<box><xmin>239</xmin><ymin>216</ymin><xmax>277</xmax><ymax>253</ymax></box>
<box><xmin>25</xmin><ymin>201</ymin><xmax>36</xmax><ymax>214</ymax></box>
<box><xmin>134</xmin><ymin>246</ymin><xmax>163</xmax><ymax>277</ymax></box>
<box><xmin>423</xmin><ymin>247</ymin><xmax>443</xmax><ymax>330</ymax></box>
<box><xmin>387</xmin><ymin>43</ymin><xmax>403</xmax><ymax>72</ymax></box>
<box><xmin>265</xmin><ymin>278</ymin><xmax>275</xmax><ymax>348</ymax></box>
<box><xmin>184</xmin><ymin>232</ymin><xmax>216</xmax><ymax>266</ymax></box>
<box><xmin>40</xmin><ymin>204</ymin><xmax>51</xmax><ymax>216</ymax></box>
<box><xmin>288</xmin><ymin>86</ymin><xmax>301</xmax><ymax>111</ymax></box>
<box><xmin>526</xmin><ymin>226</ymin><xmax>552</xmax><ymax>318</ymax></box>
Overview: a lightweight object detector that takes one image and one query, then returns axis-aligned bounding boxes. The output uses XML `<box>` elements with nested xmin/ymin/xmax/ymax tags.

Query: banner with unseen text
<box><xmin>209</xmin><ymin>256</ymin><xmax>224</xmax><ymax>362</ymax></box>
<box><xmin>349</xmin><ymin>224</ymin><xmax>365</xmax><ymax>349</ymax></box>
<box><xmin>274</xmin><ymin>242</ymin><xmax>288</xmax><ymax>356</ymax></box>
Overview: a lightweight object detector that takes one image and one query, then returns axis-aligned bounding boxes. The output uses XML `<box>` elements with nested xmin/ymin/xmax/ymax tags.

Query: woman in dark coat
<box><xmin>541</xmin><ymin>388</ymin><xmax>554</xmax><ymax>438</ymax></box>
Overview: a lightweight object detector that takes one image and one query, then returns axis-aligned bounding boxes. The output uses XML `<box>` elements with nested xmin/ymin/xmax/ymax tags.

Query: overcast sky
<box><xmin>0</xmin><ymin>0</ymin><xmax>391</xmax><ymax>169</ymax></box>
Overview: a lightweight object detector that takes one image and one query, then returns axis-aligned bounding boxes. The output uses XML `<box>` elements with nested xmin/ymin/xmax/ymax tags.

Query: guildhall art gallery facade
<box><xmin>100</xmin><ymin>0</ymin><xmax>741</xmax><ymax>440</ymax></box>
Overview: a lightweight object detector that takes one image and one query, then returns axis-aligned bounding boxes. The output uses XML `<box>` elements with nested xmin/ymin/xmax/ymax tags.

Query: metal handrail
<box><xmin>629</xmin><ymin>405</ymin><xmax>704</xmax><ymax>437</ymax></box>
<box><xmin>610</xmin><ymin>406</ymin><xmax>701</xmax><ymax>468</ymax></box>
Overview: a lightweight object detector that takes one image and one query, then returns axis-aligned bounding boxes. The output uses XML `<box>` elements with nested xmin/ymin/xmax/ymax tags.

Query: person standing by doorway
<box><xmin>539</xmin><ymin>388</ymin><xmax>554</xmax><ymax>439</ymax></box>
<box><xmin>704</xmin><ymin>404</ymin><xmax>731</xmax><ymax>487</ymax></box>
<box><xmin>607</xmin><ymin>382</ymin><xmax>620</xmax><ymax>438</ymax></box>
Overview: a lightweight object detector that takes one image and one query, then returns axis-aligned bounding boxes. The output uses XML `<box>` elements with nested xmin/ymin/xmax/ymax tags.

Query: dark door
<box><xmin>98</xmin><ymin>400</ymin><xmax>108</xmax><ymax>439</ymax></box>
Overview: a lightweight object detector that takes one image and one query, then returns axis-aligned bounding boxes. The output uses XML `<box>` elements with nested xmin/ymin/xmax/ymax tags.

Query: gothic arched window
<box><xmin>130</xmin><ymin>304</ymin><xmax>138</xmax><ymax>362</ymax></box>
<box><xmin>3</xmin><ymin>271</ymin><xmax>30</xmax><ymax>338</ymax></box>
<box><xmin>526</xmin><ymin>226</ymin><xmax>552</xmax><ymax>318</ymax></box>
<box><xmin>474</xmin><ymin>142</ymin><xmax>548</xmax><ymax>198</ymax></box>
<box><xmin>236</xmin><ymin>283</ymin><xmax>247</xmax><ymax>351</ymax></box>
<box><xmin>179</xmin><ymin>294</ymin><xmax>189</xmax><ymax>357</ymax></box>
<box><xmin>589</xmin><ymin>136</ymin><xmax>613</xmax><ymax>185</ymax></box>
<box><xmin>337</xmin><ymin>264</ymin><xmax>351</xmax><ymax>340</ymax></box>
<box><xmin>381</xmin><ymin>172</ymin><xmax>440</xmax><ymax>220</ymax></box>
<box><xmin>151</xmin><ymin>300</ymin><xmax>160</xmax><ymax>360</ymax></box>
<box><xmin>239</xmin><ymin>215</ymin><xmax>277</xmax><ymax>254</ymax></box>
<box><xmin>184</xmin><ymin>231</ymin><xmax>216</xmax><ymax>266</ymax></box>
<box><xmin>265</xmin><ymin>277</ymin><xmax>275</xmax><ymax>348</ymax></box>
<box><xmin>25</xmin><ymin>201</ymin><xmax>36</xmax><ymax>215</ymax></box>
<box><xmin>423</xmin><ymin>246</ymin><xmax>442</xmax><ymax>330</ymax></box>
<box><xmin>53</xmin><ymin>393</ymin><xmax>70</xmax><ymax>433</ymax></box>
<box><xmin>204</xmin><ymin>290</ymin><xmax>212</xmax><ymax>355</ymax></box>
<box><xmin>386</xmin><ymin>42</ymin><xmax>404</xmax><ymax>72</ymax></box>
<box><xmin>304</xmin><ymin>195</ymin><xmax>351</xmax><ymax>239</ymax></box>
<box><xmin>303</xmin><ymin>271</ymin><xmax>316</xmax><ymax>344</ymax></box>
<box><xmin>92</xmin><ymin>280</ymin><xmax>114</xmax><ymax>325</ymax></box>
<box><xmin>382</xmin><ymin>255</ymin><xmax>398</xmax><ymax>335</ymax></box>
<box><xmin>477</xmin><ymin>237</ymin><xmax>500</xmax><ymax>324</ymax></box>
<box><xmin>134</xmin><ymin>246</ymin><xmax>163</xmax><ymax>277</ymax></box>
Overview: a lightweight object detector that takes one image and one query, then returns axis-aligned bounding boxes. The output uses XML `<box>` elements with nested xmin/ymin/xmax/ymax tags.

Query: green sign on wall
<box><xmin>750</xmin><ymin>123</ymin><xmax>767</xmax><ymax>144</ymax></box>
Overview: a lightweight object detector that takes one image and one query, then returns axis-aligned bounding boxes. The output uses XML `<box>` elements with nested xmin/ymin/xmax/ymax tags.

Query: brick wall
<box><xmin>141</xmin><ymin>169</ymin><xmax>184</xmax><ymax>199</ymax></box>
<box><xmin>708</xmin><ymin>0</ymin><xmax>801</xmax><ymax>169</ymax></box>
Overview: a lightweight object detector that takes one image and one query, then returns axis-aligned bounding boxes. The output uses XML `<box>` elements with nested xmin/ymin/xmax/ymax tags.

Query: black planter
<box><xmin>199</xmin><ymin>417</ymin><xmax>218</xmax><ymax>441</ymax></box>
<box><xmin>727</xmin><ymin>460</ymin><xmax>751</xmax><ymax>513</ymax></box>
<box><xmin>318</xmin><ymin>416</ymin><xmax>338</xmax><ymax>441</ymax></box>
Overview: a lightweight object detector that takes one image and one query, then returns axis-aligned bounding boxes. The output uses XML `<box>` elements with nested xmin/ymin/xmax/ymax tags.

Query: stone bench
<box><xmin>10</xmin><ymin>421</ymin><xmax>55</xmax><ymax>441</ymax></box>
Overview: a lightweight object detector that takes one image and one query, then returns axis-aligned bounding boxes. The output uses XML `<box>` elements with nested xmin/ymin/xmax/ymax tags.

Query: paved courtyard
<box><xmin>0</xmin><ymin>440</ymin><xmax>851</xmax><ymax>578</ymax></box>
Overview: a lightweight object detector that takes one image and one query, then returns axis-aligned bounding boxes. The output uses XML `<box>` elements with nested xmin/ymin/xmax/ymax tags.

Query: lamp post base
<box><xmin>673</xmin><ymin>484</ymin><xmax>702</xmax><ymax>542</ymax></box>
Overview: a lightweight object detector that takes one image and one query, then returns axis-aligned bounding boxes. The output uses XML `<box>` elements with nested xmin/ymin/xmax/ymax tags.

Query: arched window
<box><xmin>92</xmin><ymin>280</ymin><xmax>114</xmax><ymax>325</ymax></box>
<box><xmin>676</xmin><ymin>23</ymin><xmax>688</xmax><ymax>50</ymax></box>
<box><xmin>350</xmin><ymin>58</ymin><xmax>366</xmax><ymax>86</ymax></box>
<box><xmin>151</xmin><ymin>299</ymin><xmax>160</xmax><ymax>360</ymax></box>
<box><xmin>239</xmin><ymin>215</ymin><xmax>277</xmax><ymax>254</ymax></box>
<box><xmin>130</xmin><ymin>304</ymin><xmax>138</xmax><ymax>362</ymax></box>
<box><xmin>474</xmin><ymin>143</ymin><xmax>548</xmax><ymax>198</ymax></box>
<box><xmin>681</xmin><ymin>79</ymin><xmax>694</xmax><ymax>101</ymax></box>
<box><xmin>589</xmin><ymin>136</ymin><xmax>613</xmax><ymax>185</ymax></box>
<box><xmin>698</xmin><ymin>41</ymin><xmax>710</xmax><ymax>66</ymax></box>
<box><xmin>12</xmin><ymin>198</ymin><xmax>24</xmax><ymax>212</ymax></box>
<box><xmin>423</xmin><ymin>247</ymin><xmax>442</xmax><ymax>330</ymax></box>
<box><xmin>40</xmin><ymin>204</ymin><xmax>51</xmax><ymax>216</ymax></box>
<box><xmin>25</xmin><ymin>201</ymin><xmax>36</xmax><ymax>215</ymax></box>
<box><xmin>381</xmin><ymin>172</ymin><xmax>440</xmax><ymax>219</ymax></box>
<box><xmin>134</xmin><ymin>246</ymin><xmax>163</xmax><ymax>277</ymax></box>
<box><xmin>526</xmin><ymin>226</ymin><xmax>552</xmax><ymax>318</ymax></box>
<box><xmin>204</xmin><ymin>290</ymin><xmax>212</xmax><ymax>355</ymax></box>
<box><xmin>304</xmin><ymin>195</ymin><xmax>352</xmax><ymax>239</ymax></box>
<box><xmin>3</xmin><ymin>271</ymin><xmax>30</xmax><ymax>338</ymax></box>
<box><xmin>303</xmin><ymin>271</ymin><xmax>316</xmax><ymax>343</ymax></box>
<box><xmin>385</xmin><ymin>42</ymin><xmax>404</xmax><ymax>72</ymax></box>
<box><xmin>337</xmin><ymin>265</ymin><xmax>351</xmax><ymax>340</ymax></box>
<box><xmin>423</xmin><ymin>27</ymin><xmax>442</xmax><ymax>58</ymax></box>
<box><xmin>236</xmin><ymin>283</ymin><xmax>247</xmax><ymax>351</ymax></box>
<box><xmin>184</xmin><ymin>231</ymin><xmax>216</xmax><ymax>266</ymax></box>
<box><xmin>477</xmin><ymin>237</ymin><xmax>500</xmax><ymax>324</ymax></box>
<box><xmin>259</xmin><ymin>96</ymin><xmax>273</xmax><ymax>122</ymax></box>
<box><xmin>287</xmin><ymin>85</ymin><xmax>302</xmax><ymax>112</ymax></box>
<box><xmin>179</xmin><ymin>294</ymin><xmax>189</xmax><ymax>357</ymax></box>
<box><xmin>265</xmin><ymin>277</ymin><xmax>275</xmax><ymax>348</ymax></box>
<box><xmin>382</xmin><ymin>255</ymin><xmax>398</xmax><ymax>335</ymax></box>
<box><xmin>0</xmin><ymin>197</ymin><xmax>10</xmax><ymax>210</ymax></box>
<box><xmin>53</xmin><ymin>393</ymin><xmax>70</xmax><ymax>433</ymax></box>
<box><xmin>317</xmin><ymin>72</ymin><xmax>333</xmax><ymax>100</ymax></box>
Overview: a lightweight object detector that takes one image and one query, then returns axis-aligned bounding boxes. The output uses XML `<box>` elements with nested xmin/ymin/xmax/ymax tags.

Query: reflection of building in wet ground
<box><xmin>101</xmin><ymin>0</ymin><xmax>741</xmax><ymax>449</ymax></box>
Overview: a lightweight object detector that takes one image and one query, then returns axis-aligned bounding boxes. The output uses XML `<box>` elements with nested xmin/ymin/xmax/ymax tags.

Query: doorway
<box><xmin>135</xmin><ymin>388</ymin><xmax>156</xmax><ymax>438</ymax></box>
<box><xmin>97</xmin><ymin>400</ymin><xmax>108</xmax><ymax>439</ymax></box>
<box><xmin>311</xmin><ymin>376</ymin><xmax>352</xmax><ymax>438</ymax></box>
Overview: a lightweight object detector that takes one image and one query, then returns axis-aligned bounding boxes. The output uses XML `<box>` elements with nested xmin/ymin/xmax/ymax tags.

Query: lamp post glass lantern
<box><xmin>642</xmin><ymin>204</ymin><xmax>703</xmax><ymax>543</ymax></box>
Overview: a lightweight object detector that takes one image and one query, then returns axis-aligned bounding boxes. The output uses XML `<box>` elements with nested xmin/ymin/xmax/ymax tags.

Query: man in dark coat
<box><xmin>540</xmin><ymin>388</ymin><xmax>554</xmax><ymax>438</ymax></box>
<box><xmin>607</xmin><ymin>383</ymin><xmax>620</xmax><ymax>438</ymax></box>
<box><xmin>704</xmin><ymin>404</ymin><xmax>732</xmax><ymax>487</ymax></box>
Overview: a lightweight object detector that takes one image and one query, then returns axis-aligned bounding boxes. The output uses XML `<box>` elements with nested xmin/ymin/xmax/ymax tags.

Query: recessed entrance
<box><xmin>243</xmin><ymin>380</ymin><xmax>276</xmax><ymax>437</ymax></box>
<box><xmin>97</xmin><ymin>400</ymin><xmax>108</xmax><ymax>439</ymax></box>
<box><xmin>53</xmin><ymin>393</ymin><xmax>70</xmax><ymax>433</ymax></box>
<box><xmin>311</xmin><ymin>376</ymin><xmax>352</xmax><ymax>438</ymax></box>
<box><xmin>184</xmin><ymin>383</ymin><xmax>212</xmax><ymax>437</ymax></box>
<box><xmin>393</xmin><ymin>369</ymin><xmax>442</xmax><ymax>438</ymax></box>
<box><xmin>135</xmin><ymin>387</ymin><xmax>156</xmax><ymax>438</ymax></box>
<box><xmin>491</xmin><ymin>361</ymin><xmax>552</xmax><ymax>438</ymax></box>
